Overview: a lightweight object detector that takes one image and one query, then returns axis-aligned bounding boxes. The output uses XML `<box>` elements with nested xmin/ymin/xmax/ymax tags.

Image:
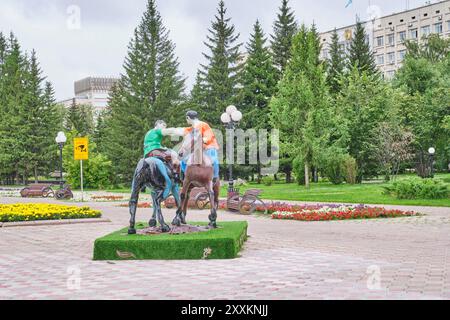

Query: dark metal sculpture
<box><xmin>55</xmin><ymin>185</ymin><xmax>74</xmax><ymax>200</ymax></box>
<box><xmin>128</xmin><ymin>157</ymin><xmax>181</xmax><ymax>235</ymax></box>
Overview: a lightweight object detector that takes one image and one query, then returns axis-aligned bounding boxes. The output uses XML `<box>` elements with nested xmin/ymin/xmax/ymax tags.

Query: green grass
<box><xmin>93</xmin><ymin>221</ymin><xmax>248</xmax><ymax>260</ymax></box>
<box><xmin>218</xmin><ymin>173</ymin><xmax>450</xmax><ymax>207</ymax></box>
<box><xmin>100</xmin><ymin>173</ymin><xmax>450</xmax><ymax>207</ymax></box>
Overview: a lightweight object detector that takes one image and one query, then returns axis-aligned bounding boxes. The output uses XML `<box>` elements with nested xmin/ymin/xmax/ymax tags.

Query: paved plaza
<box><xmin>1</xmin><ymin>196</ymin><xmax>449</xmax><ymax>300</ymax></box>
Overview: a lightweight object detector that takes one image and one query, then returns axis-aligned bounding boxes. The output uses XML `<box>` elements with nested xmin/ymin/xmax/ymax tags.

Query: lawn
<box><xmin>100</xmin><ymin>173</ymin><xmax>450</xmax><ymax>207</ymax></box>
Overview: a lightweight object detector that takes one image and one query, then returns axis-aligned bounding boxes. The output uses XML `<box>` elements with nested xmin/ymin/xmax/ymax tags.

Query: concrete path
<box><xmin>0</xmin><ymin>197</ymin><xmax>449</xmax><ymax>300</ymax></box>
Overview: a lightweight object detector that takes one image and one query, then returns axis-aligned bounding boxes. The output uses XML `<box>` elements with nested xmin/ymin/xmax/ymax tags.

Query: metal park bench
<box><xmin>20</xmin><ymin>184</ymin><xmax>55</xmax><ymax>198</ymax></box>
<box><xmin>227</xmin><ymin>189</ymin><xmax>267</xmax><ymax>215</ymax></box>
<box><xmin>164</xmin><ymin>187</ymin><xmax>210</xmax><ymax>210</ymax></box>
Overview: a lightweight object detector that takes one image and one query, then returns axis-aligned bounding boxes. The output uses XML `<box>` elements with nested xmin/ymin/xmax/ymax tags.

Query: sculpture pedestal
<box><xmin>93</xmin><ymin>221</ymin><xmax>248</xmax><ymax>260</ymax></box>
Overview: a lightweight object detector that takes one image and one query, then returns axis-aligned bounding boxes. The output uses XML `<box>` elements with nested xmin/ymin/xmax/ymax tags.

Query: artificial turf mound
<box><xmin>93</xmin><ymin>221</ymin><xmax>248</xmax><ymax>260</ymax></box>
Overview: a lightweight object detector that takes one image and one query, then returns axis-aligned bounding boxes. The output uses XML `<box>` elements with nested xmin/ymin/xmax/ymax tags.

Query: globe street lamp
<box><xmin>55</xmin><ymin>132</ymin><xmax>67</xmax><ymax>189</ymax></box>
<box><xmin>221</xmin><ymin>105</ymin><xmax>243</xmax><ymax>196</ymax></box>
<box><xmin>428</xmin><ymin>147</ymin><xmax>436</xmax><ymax>178</ymax></box>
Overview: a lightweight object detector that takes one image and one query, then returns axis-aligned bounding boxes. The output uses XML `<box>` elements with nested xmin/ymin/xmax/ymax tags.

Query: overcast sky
<box><xmin>0</xmin><ymin>0</ymin><xmax>428</xmax><ymax>100</ymax></box>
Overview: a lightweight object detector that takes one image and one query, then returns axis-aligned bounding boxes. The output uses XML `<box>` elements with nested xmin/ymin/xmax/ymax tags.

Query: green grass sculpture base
<box><xmin>93</xmin><ymin>221</ymin><xmax>248</xmax><ymax>260</ymax></box>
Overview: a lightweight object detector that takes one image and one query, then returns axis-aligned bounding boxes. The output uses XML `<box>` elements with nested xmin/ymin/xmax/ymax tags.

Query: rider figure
<box><xmin>144</xmin><ymin>120</ymin><xmax>181</xmax><ymax>182</ymax></box>
<box><xmin>171</xmin><ymin>111</ymin><xmax>220</xmax><ymax>183</ymax></box>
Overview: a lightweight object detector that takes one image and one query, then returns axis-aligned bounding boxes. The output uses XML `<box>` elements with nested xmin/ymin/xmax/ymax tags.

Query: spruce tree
<box><xmin>65</xmin><ymin>101</ymin><xmax>94</xmax><ymax>136</ymax></box>
<box><xmin>239</xmin><ymin>20</ymin><xmax>278</xmax><ymax>129</ymax></box>
<box><xmin>347</xmin><ymin>20</ymin><xmax>378</xmax><ymax>76</ymax></box>
<box><xmin>194</xmin><ymin>0</ymin><xmax>242</xmax><ymax>126</ymax></box>
<box><xmin>327</xmin><ymin>29</ymin><xmax>345</xmax><ymax>94</ymax></box>
<box><xmin>271</xmin><ymin>0</ymin><xmax>298</xmax><ymax>73</ymax></box>
<box><xmin>105</xmin><ymin>0</ymin><xmax>185</xmax><ymax>182</ymax></box>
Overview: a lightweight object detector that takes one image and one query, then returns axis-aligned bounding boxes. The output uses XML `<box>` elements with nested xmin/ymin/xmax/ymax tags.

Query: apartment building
<box><xmin>320</xmin><ymin>0</ymin><xmax>450</xmax><ymax>79</ymax></box>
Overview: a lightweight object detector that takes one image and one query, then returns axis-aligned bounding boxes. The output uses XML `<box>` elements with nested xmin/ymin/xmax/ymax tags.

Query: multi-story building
<box><xmin>59</xmin><ymin>77</ymin><xmax>119</xmax><ymax>116</ymax></box>
<box><xmin>320</xmin><ymin>0</ymin><xmax>450</xmax><ymax>79</ymax></box>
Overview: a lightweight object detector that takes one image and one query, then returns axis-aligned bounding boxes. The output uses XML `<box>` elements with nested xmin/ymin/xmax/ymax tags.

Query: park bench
<box><xmin>227</xmin><ymin>189</ymin><xmax>267</xmax><ymax>215</ymax></box>
<box><xmin>20</xmin><ymin>184</ymin><xmax>55</xmax><ymax>198</ymax></box>
<box><xmin>164</xmin><ymin>187</ymin><xmax>210</xmax><ymax>210</ymax></box>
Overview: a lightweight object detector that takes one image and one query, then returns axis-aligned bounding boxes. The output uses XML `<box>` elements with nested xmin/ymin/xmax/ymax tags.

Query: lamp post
<box><xmin>221</xmin><ymin>105</ymin><xmax>243</xmax><ymax>196</ymax></box>
<box><xmin>428</xmin><ymin>147</ymin><xmax>436</xmax><ymax>178</ymax></box>
<box><xmin>55</xmin><ymin>132</ymin><xmax>67</xmax><ymax>189</ymax></box>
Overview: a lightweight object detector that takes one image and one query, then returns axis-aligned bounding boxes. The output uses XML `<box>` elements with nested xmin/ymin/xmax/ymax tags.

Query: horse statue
<box><xmin>172</xmin><ymin>129</ymin><xmax>220</xmax><ymax>228</ymax></box>
<box><xmin>128</xmin><ymin>155</ymin><xmax>181</xmax><ymax>235</ymax></box>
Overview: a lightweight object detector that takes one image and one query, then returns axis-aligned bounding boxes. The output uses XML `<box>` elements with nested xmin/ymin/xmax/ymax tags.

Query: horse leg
<box><xmin>155</xmin><ymin>189</ymin><xmax>170</xmax><ymax>232</ymax></box>
<box><xmin>149</xmin><ymin>190</ymin><xmax>158</xmax><ymax>227</ymax></box>
<box><xmin>171</xmin><ymin>184</ymin><xmax>183</xmax><ymax>226</ymax></box>
<box><xmin>207</xmin><ymin>182</ymin><xmax>217</xmax><ymax>228</ymax></box>
<box><xmin>178</xmin><ymin>180</ymin><xmax>191</xmax><ymax>225</ymax></box>
<box><xmin>128</xmin><ymin>167</ymin><xmax>143</xmax><ymax>235</ymax></box>
<box><xmin>213</xmin><ymin>179</ymin><xmax>220</xmax><ymax>210</ymax></box>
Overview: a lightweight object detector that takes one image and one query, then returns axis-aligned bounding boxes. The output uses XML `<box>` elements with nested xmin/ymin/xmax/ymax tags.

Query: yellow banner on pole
<box><xmin>74</xmin><ymin>137</ymin><xmax>89</xmax><ymax>160</ymax></box>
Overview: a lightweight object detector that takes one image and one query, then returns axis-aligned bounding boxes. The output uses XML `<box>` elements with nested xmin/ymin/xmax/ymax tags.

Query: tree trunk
<box><xmin>34</xmin><ymin>166</ymin><xmax>38</xmax><ymax>183</ymax></box>
<box><xmin>304</xmin><ymin>162</ymin><xmax>310</xmax><ymax>189</ymax></box>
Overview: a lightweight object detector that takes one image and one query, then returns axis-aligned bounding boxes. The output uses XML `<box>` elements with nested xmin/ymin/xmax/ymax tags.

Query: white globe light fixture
<box><xmin>221</xmin><ymin>112</ymin><xmax>231</xmax><ymax>124</ymax></box>
<box><xmin>231</xmin><ymin>110</ymin><xmax>243</xmax><ymax>122</ymax></box>
<box><xmin>55</xmin><ymin>131</ymin><xmax>67</xmax><ymax>144</ymax></box>
<box><xmin>428</xmin><ymin>147</ymin><xmax>436</xmax><ymax>155</ymax></box>
<box><xmin>226</xmin><ymin>105</ymin><xmax>237</xmax><ymax>115</ymax></box>
<box><xmin>55</xmin><ymin>131</ymin><xmax>67</xmax><ymax>190</ymax></box>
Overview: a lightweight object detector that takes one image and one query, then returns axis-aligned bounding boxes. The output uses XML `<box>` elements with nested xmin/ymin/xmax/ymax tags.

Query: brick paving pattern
<box><xmin>1</xmin><ymin>197</ymin><xmax>449</xmax><ymax>300</ymax></box>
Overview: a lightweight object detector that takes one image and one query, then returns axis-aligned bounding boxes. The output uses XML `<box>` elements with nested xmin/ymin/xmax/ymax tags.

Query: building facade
<box><xmin>59</xmin><ymin>77</ymin><xmax>119</xmax><ymax>116</ymax></box>
<box><xmin>320</xmin><ymin>0</ymin><xmax>450</xmax><ymax>79</ymax></box>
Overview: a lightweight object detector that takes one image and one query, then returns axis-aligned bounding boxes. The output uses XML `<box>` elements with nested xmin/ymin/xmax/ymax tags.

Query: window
<box><xmin>398</xmin><ymin>31</ymin><xmax>407</xmax><ymax>42</ymax></box>
<box><xmin>421</xmin><ymin>25</ymin><xmax>431</xmax><ymax>37</ymax></box>
<box><xmin>387</xmin><ymin>33</ymin><xmax>395</xmax><ymax>46</ymax></box>
<box><xmin>386</xmin><ymin>70</ymin><xmax>395</xmax><ymax>80</ymax></box>
<box><xmin>376</xmin><ymin>54</ymin><xmax>385</xmax><ymax>65</ymax></box>
<box><xmin>434</xmin><ymin>22</ymin><xmax>443</xmax><ymax>34</ymax></box>
<box><xmin>376</xmin><ymin>36</ymin><xmax>384</xmax><ymax>47</ymax></box>
<box><xmin>387</xmin><ymin>52</ymin><xmax>395</xmax><ymax>64</ymax></box>
<box><xmin>410</xmin><ymin>28</ymin><xmax>418</xmax><ymax>39</ymax></box>
<box><xmin>398</xmin><ymin>50</ymin><xmax>407</xmax><ymax>62</ymax></box>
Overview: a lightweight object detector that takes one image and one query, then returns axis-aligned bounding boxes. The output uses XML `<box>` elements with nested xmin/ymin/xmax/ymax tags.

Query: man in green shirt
<box><xmin>144</xmin><ymin>120</ymin><xmax>180</xmax><ymax>182</ymax></box>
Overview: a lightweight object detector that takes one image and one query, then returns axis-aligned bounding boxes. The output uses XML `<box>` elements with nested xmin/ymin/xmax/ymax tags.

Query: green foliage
<box><xmin>262</xmin><ymin>175</ymin><xmax>274</xmax><ymax>186</ymax></box>
<box><xmin>327</xmin><ymin>29</ymin><xmax>346</xmax><ymax>94</ymax></box>
<box><xmin>343</xmin><ymin>156</ymin><xmax>357</xmax><ymax>185</ymax></box>
<box><xmin>383</xmin><ymin>178</ymin><xmax>449</xmax><ymax>200</ymax></box>
<box><xmin>320</xmin><ymin>149</ymin><xmax>348</xmax><ymax>185</ymax></box>
<box><xmin>103</xmin><ymin>0</ymin><xmax>185</xmax><ymax>183</ymax></box>
<box><xmin>93</xmin><ymin>221</ymin><xmax>248</xmax><ymax>260</ymax></box>
<box><xmin>191</xmin><ymin>0</ymin><xmax>242</xmax><ymax>126</ymax></box>
<box><xmin>63</xmin><ymin>130</ymin><xmax>113</xmax><ymax>189</ymax></box>
<box><xmin>0</xmin><ymin>33</ymin><xmax>63</xmax><ymax>183</ymax></box>
<box><xmin>271</xmin><ymin>0</ymin><xmax>298</xmax><ymax>73</ymax></box>
<box><xmin>336</xmin><ymin>68</ymin><xmax>398</xmax><ymax>182</ymax></box>
<box><xmin>292</xmin><ymin>156</ymin><xmax>305</xmax><ymax>185</ymax></box>
<box><xmin>238</xmin><ymin>20</ymin><xmax>278</xmax><ymax>129</ymax></box>
<box><xmin>347</xmin><ymin>20</ymin><xmax>378</xmax><ymax>76</ymax></box>
<box><xmin>270</xmin><ymin>24</ymin><xmax>333</xmax><ymax>186</ymax></box>
<box><xmin>65</xmin><ymin>101</ymin><xmax>94</xmax><ymax>136</ymax></box>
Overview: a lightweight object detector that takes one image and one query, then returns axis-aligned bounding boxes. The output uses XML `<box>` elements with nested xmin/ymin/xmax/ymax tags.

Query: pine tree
<box><xmin>104</xmin><ymin>0</ymin><xmax>185</xmax><ymax>182</ymax></box>
<box><xmin>194</xmin><ymin>0</ymin><xmax>242</xmax><ymax>126</ymax></box>
<box><xmin>0</xmin><ymin>33</ymin><xmax>28</xmax><ymax>183</ymax></box>
<box><xmin>65</xmin><ymin>101</ymin><xmax>94</xmax><ymax>136</ymax></box>
<box><xmin>327</xmin><ymin>29</ymin><xmax>346</xmax><ymax>94</ymax></box>
<box><xmin>239</xmin><ymin>20</ymin><xmax>278</xmax><ymax>129</ymax></box>
<box><xmin>347</xmin><ymin>20</ymin><xmax>378</xmax><ymax>76</ymax></box>
<box><xmin>271</xmin><ymin>0</ymin><xmax>298</xmax><ymax>73</ymax></box>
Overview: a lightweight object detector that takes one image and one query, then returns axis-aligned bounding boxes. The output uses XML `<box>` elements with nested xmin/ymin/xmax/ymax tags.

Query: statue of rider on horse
<box><xmin>128</xmin><ymin>111</ymin><xmax>220</xmax><ymax>234</ymax></box>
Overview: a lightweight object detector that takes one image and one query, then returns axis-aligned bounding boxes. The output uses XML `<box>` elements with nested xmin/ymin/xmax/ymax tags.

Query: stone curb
<box><xmin>0</xmin><ymin>218</ymin><xmax>111</xmax><ymax>228</ymax></box>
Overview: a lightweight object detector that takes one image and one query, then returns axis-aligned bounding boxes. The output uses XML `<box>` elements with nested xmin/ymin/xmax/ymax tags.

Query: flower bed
<box><xmin>272</xmin><ymin>204</ymin><xmax>419</xmax><ymax>222</ymax></box>
<box><xmin>91</xmin><ymin>195</ymin><xmax>124</xmax><ymax>201</ymax></box>
<box><xmin>0</xmin><ymin>204</ymin><xmax>101</xmax><ymax>222</ymax></box>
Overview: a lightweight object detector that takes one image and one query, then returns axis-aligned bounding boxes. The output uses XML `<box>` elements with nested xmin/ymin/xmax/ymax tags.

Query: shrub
<box><xmin>383</xmin><ymin>178</ymin><xmax>449</xmax><ymax>199</ymax></box>
<box><xmin>321</xmin><ymin>150</ymin><xmax>346</xmax><ymax>185</ymax></box>
<box><xmin>262</xmin><ymin>176</ymin><xmax>274</xmax><ymax>186</ymax></box>
<box><xmin>343</xmin><ymin>156</ymin><xmax>357</xmax><ymax>185</ymax></box>
<box><xmin>292</xmin><ymin>157</ymin><xmax>305</xmax><ymax>185</ymax></box>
